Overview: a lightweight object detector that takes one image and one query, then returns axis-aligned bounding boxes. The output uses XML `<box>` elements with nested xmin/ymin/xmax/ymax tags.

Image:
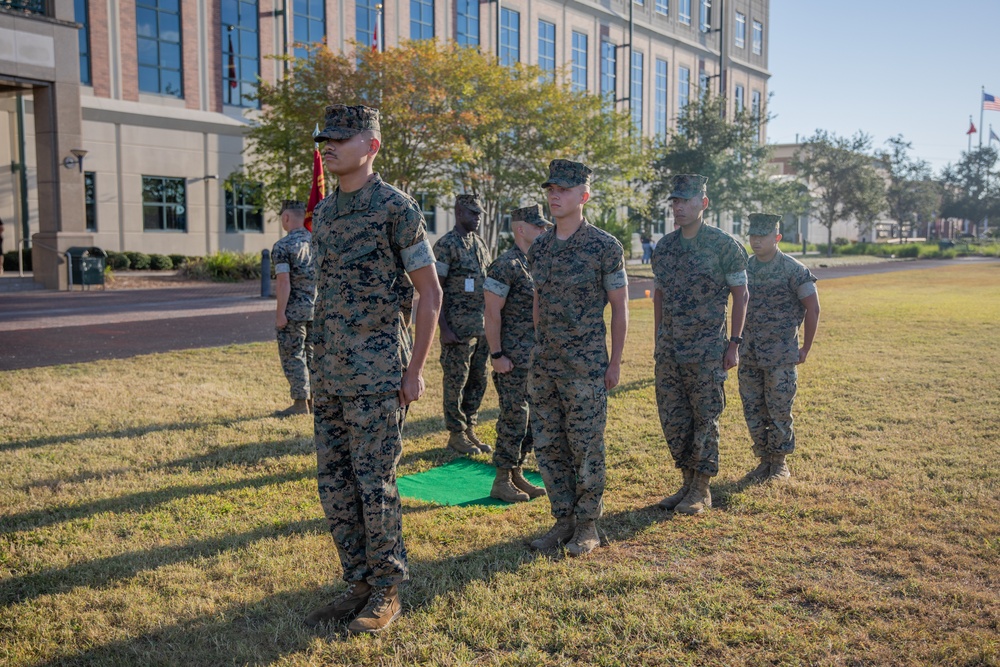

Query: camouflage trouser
<box><xmin>313</xmin><ymin>391</ymin><xmax>409</xmax><ymax>587</ymax></box>
<box><xmin>492</xmin><ymin>367</ymin><xmax>534</xmax><ymax>469</ymax></box>
<box><xmin>440</xmin><ymin>336</ymin><xmax>489</xmax><ymax>433</ymax></box>
<box><xmin>655</xmin><ymin>353</ymin><xmax>727</xmax><ymax>477</ymax></box>
<box><xmin>276</xmin><ymin>320</ymin><xmax>313</xmax><ymax>400</ymax></box>
<box><xmin>738</xmin><ymin>363</ymin><xmax>797</xmax><ymax>457</ymax></box>
<box><xmin>528</xmin><ymin>372</ymin><xmax>606</xmax><ymax>521</ymax></box>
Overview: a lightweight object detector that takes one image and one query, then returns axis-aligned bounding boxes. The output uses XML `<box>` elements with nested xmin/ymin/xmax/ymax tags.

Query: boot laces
<box><xmin>368</xmin><ymin>587</ymin><xmax>391</xmax><ymax>613</ymax></box>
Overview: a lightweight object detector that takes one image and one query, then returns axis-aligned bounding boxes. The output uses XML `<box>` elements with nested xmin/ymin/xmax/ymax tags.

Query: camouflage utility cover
<box><xmin>484</xmin><ymin>245</ymin><xmax>535</xmax><ymax>367</ymax></box>
<box><xmin>541</xmin><ymin>159</ymin><xmax>593</xmax><ymax>188</ymax></box>
<box><xmin>455</xmin><ymin>193</ymin><xmax>483</xmax><ymax>213</ymax></box>
<box><xmin>315</xmin><ymin>104</ymin><xmax>381</xmax><ymax>141</ymax></box>
<box><xmin>747</xmin><ymin>213</ymin><xmax>782</xmax><ymax>236</ymax></box>
<box><xmin>742</xmin><ymin>251</ymin><xmax>818</xmax><ymax>366</ymax></box>
<box><xmin>280</xmin><ymin>199</ymin><xmax>306</xmax><ymax>213</ymax></box>
<box><xmin>510</xmin><ymin>204</ymin><xmax>552</xmax><ymax>228</ymax></box>
<box><xmin>667</xmin><ymin>174</ymin><xmax>709</xmax><ymax>200</ymax></box>
<box><xmin>433</xmin><ymin>229</ymin><xmax>491</xmax><ymax>339</ymax></box>
<box><xmin>272</xmin><ymin>227</ymin><xmax>316</xmax><ymax>321</ymax></box>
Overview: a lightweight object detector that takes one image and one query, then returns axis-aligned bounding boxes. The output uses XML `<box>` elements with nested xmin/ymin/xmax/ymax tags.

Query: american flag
<box><xmin>983</xmin><ymin>92</ymin><xmax>1000</xmax><ymax>112</ymax></box>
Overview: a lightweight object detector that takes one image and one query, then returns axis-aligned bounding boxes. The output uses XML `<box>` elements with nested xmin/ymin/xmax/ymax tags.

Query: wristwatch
<box><xmin>729</xmin><ymin>335</ymin><xmax>743</xmax><ymax>345</ymax></box>
<box><xmin>491</xmin><ymin>351</ymin><xmax>505</xmax><ymax>360</ymax></box>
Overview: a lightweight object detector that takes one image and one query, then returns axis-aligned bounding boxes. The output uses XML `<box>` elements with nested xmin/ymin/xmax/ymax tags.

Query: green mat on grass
<box><xmin>397</xmin><ymin>458</ymin><xmax>545</xmax><ymax>507</ymax></box>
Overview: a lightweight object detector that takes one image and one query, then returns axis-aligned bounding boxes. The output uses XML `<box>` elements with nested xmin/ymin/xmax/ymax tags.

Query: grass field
<box><xmin>2</xmin><ymin>264</ymin><xmax>999</xmax><ymax>666</ymax></box>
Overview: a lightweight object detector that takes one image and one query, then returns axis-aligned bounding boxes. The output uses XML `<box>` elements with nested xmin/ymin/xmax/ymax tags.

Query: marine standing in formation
<box><xmin>271</xmin><ymin>200</ymin><xmax>316</xmax><ymax>417</ymax></box>
<box><xmin>484</xmin><ymin>204</ymin><xmax>551</xmax><ymax>503</ymax></box>
<box><xmin>739</xmin><ymin>213</ymin><xmax>820</xmax><ymax>484</ymax></box>
<box><xmin>305</xmin><ymin>104</ymin><xmax>442</xmax><ymax>634</ymax></box>
<box><xmin>652</xmin><ymin>174</ymin><xmax>749</xmax><ymax>516</ymax></box>
<box><xmin>433</xmin><ymin>194</ymin><xmax>493</xmax><ymax>456</ymax></box>
<box><xmin>528</xmin><ymin>159</ymin><xmax>629</xmax><ymax>556</ymax></box>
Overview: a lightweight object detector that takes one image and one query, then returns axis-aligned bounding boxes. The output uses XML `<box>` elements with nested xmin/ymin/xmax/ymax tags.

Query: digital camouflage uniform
<box><xmin>311</xmin><ymin>105</ymin><xmax>436</xmax><ymax>588</ymax></box>
<box><xmin>529</xmin><ymin>162</ymin><xmax>628</xmax><ymax>522</ymax></box>
<box><xmin>272</xmin><ymin>209</ymin><xmax>316</xmax><ymax>401</ymax></box>
<box><xmin>653</xmin><ymin>175</ymin><xmax>748</xmax><ymax>478</ymax></box>
<box><xmin>434</xmin><ymin>196</ymin><xmax>492</xmax><ymax>435</ymax></box>
<box><xmin>484</xmin><ymin>205</ymin><xmax>549</xmax><ymax>470</ymax></box>
<box><xmin>739</xmin><ymin>215</ymin><xmax>818</xmax><ymax>459</ymax></box>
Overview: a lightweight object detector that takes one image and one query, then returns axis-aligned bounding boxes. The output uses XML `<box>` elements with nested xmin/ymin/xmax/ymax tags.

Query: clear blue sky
<box><xmin>767</xmin><ymin>1</ymin><xmax>1000</xmax><ymax>175</ymax></box>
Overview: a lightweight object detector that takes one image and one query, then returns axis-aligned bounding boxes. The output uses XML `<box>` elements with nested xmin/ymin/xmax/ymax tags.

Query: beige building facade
<box><xmin>1</xmin><ymin>0</ymin><xmax>769</xmax><ymax>288</ymax></box>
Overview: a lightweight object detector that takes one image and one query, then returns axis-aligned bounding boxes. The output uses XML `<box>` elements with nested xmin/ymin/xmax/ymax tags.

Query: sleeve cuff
<box><xmin>401</xmin><ymin>239</ymin><xmax>435</xmax><ymax>273</ymax></box>
<box><xmin>797</xmin><ymin>281</ymin><xmax>818</xmax><ymax>299</ymax></box>
<box><xmin>726</xmin><ymin>270</ymin><xmax>748</xmax><ymax>287</ymax></box>
<box><xmin>274</xmin><ymin>263</ymin><xmax>291</xmax><ymax>274</ymax></box>
<box><xmin>603</xmin><ymin>268</ymin><xmax>629</xmax><ymax>291</ymax></box>
<box><xmin>435</xmin><ymin>261</ymin><xmax>450</xmax><ymax>277</ymax></box>
<box><xmin>484</xmin><ymin>277</ymin><xmax>510</xmax><ymax>298</ymax></box>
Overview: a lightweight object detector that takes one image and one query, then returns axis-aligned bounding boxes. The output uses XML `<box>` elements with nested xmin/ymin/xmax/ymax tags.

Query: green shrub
<box><xmin>3</xmin><ymin>249</ymin><xmax>32</xmax><ymax>271</ymax></box>
<box><xmin>168</xmin><ymin>254</ymin><xmax>188</xmax><ymax>267</ymax></box>
<box><xmin>148</xmin><ymin>254</ymin><xmax>173</xmax><ymax>270</ymax></box>
<box><xmin>895</xmin><ymin>244</ymin><xmax>920</xmax><ymax>258</ymax></box>
<box><xmin>106</xmin><ymin>251</ymin><xmax>130</xmax><ymax>271</ymax></box>
<box><xmin>124</xmin><ymin>251</ymin><xmax>151</xmax><ymax>270</ymax></box>
<box><xmin>181</xmin><ymin>251</ymin><xmax>261</xmax><ymax>282</ymax></box>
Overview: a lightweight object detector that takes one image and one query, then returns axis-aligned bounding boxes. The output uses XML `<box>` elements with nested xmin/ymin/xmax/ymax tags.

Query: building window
<box><xmin>751</xmin><ymin>89</ymin><xmax>761</xmax><ymax>118</ymax></box>
<box><xmin>735</xmin><ymin>12</ymin><xmax>745</xmax><ymax>48</ymax></box>
<box><xmin>411</xmin><ymin>0</ymin><xmax>434</xmax><ymax>40</ymax></box>
<box><xmin>634</xmin><ymin>0</ymin><xmax>643</xmax><ymax>6</ymax></box>
<box><xmin>500</xmin><ymin>8</ymin><xmax>520</xmax><ymax>66</ymax></box>
<box><xmin>142</xmin><ymin>176</ymin><xmax>187</xmax><ymax>232</ymax></box>
<box><xmin>631</xmin><ymin>51</ymin><xmax>643</xmax><ymax>132</ymax></box>
<box><xmin>538</xmin><ymin>20</ymin><xmax>555</xmax><ymax>76</ymax></box>
<box><xmin>75</xmin><ymin>0</ymin><xmax>91</xmax><ymax>86</ymax></box>
<box><xmin>753</xmin><ymin>20</ymin><xmax>763</xmax><ymax>55</ymax></box>
<box><xmin>678</xmin><ymin>66</ymin><xmax>689</xmax><ymax>110</ymax></box>
<box><xmin>699</xmin><ymin>0</ymin><xmax>710</xmax><ymax>31</ymax></box>
<box><xmin>699</xmin><ymin>71</ymin><xmax>710</xmax><ymax>99</ymax></box>
<box><xmin>84</xmin><ymin>172</ymin><xmax>97</xmax><ymax>232</ymax></box>
<box><xmin>222</xmin><ymin>1</ymin><xmax>259</xmax><ymax>108</ymax></box>
<box><xmin>136</xmin><ymin>0</ymin><xmax>183</xmax><ymax>97</ymax></box>
<box><xmin>226</xmin><ymin>182</ymin><xmax>263</xmax><ymax>233</ymax></box>
<box><xmin>293</xmin><ymin>0</ymin><xmax>326</xmax><ymax>59</ymax></box>
<box><xmin>456</xmin><ymin>0</ymin><xmax>479</xmax><ymax>46</ymax></box>
<box><xmin>655</xmin><ymin>58</ymin><xmax>668</xmax><ymax>136</ymax></box>
<box><xmin>735</xmin><ymin>84</ymin><xmax>744</xmax><ymax>113</ymax></box>
<box><xmin>357</xmin><ymin>0</ymin><xmax>378</xmax><ymax>49</ymax></box>
<box><xmin>678</xmin><ymin>0</ymin><xmax>691</xmax><ymax>25</ymax></box>
<box><xmin>571</xmin><ymin>31</ymin><xmax>588</xmax><ymax>92</ymax></box>
<box><xmin>600</xmin><ymin>40</ymin><xmax>616</xmax><ymax>103</ymax></box>
<box><xmin>416</xmin><ymin>193</ymin><xmax>436</xmax><ymax>233</ymax></box>
<box><xmin>655</xmin><ymin>0</ymin><xmax>668</xmax><ymax>16</ymax></box>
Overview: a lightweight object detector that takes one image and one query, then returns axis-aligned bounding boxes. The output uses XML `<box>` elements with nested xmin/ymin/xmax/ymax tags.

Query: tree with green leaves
<box><xmin>877</xmin><ymin>136</ymin><xmax>943</xmax><ymax>240</ymax></box>
<box><xmin>940</xmin><ymin>146</ymin><xmax>1000</xmax><ymax>237</ymax></box>
<box><xmin>792</xmin><ymin>131</ymin><xmax>886</xmax><ymax>255</ymax></box>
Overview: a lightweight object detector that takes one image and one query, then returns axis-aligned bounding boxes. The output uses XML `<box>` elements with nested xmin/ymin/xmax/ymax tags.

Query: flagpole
<box><xmin>980</xmin><ymin>86</ymin><xmax>985</xmax><ymax>149</ymax></box>
<box><xmin>376</xmin><ymin>4</ymin><xmax>384</xmax><ymax>53</ymax></box>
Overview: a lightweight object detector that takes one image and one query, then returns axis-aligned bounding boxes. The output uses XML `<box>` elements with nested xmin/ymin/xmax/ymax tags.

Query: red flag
<box><xmin>227</xmin><ymin>33</ymin><xmax>238</xmax><ymax>89</ymax></box>
<box><xmin>305</xmin><ymin>148</ymin><xmax>325</xmax><ymax>232</ymax></box>
<box><xmin>372</xmin><ymin>15</ymin><xmax>379</xmax><ymax>53</ymax></box>
<box><xmin>967</xmin><ymin>120</ymin><xmax>977</xmax><ymax>135</ymax></box>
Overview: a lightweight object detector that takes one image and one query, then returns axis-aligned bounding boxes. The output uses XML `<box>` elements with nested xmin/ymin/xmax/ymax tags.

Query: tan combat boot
<box><xmin>447</xmin><ymin>431</ymin><xmax>481</xmax><ymax>455</ymax></box>
<box><xmin>275</xmin><ymin>399</ymin><xmax>310</xmax><ymax>417</ymax></box>
<box><xmin>491</xmin><ymin>468</ymin><xmax>530</xmax><ymax>503</ymax></box>
<box><xmin>767</xmin><ymin>454</ymin><xmax>791</xmax><ymax>482</ymax></box>
<box><xmin>304</xmin><ymin>580</ymin><xmax>372</xmax><ymax>627</ymax></box>
<box><xmin>740</xmin><ymin>457</ymin><xmax>771</xmax><ymax>486</ymax></box>
<box><xmin>347</xmin><ymin>585</ymin><xmax>402</xmax><ymax>634</ymax></box>
<box><xmin>529</xmin><ymin>516</ymin><xmax>576</xmax><ymax>551</ymax></box>
<box><xmin>511</xmin><ymin>467</ymin><xmax>546</xmax><ymax>498</ymax></box>
<box><xmin>675</xmin><ymin>472</ymin><xmax>712</xmax><ymax>515</ymax></box>
<box><xmin>566</xmin><ymin>520</ymin><xmax>600</xmax><ymax>557</ymax></box>
<box><xmin>659</xmin><ymin>469</ymin><xmax>694</xmax><ymax>510</ymax></box>
<box><xmin>466</xmin><ymin>427</ymin><xmax>492</xmax><ymax>453</ymax></box>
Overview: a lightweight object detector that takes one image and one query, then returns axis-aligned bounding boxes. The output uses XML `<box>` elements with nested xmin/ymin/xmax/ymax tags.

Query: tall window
<box><xmin>142</xmin><ymin>176</ymin><xmax>187</xmax><ymax>232</ymax></box>
<box><xmin>84</xmin><ymin>172</ymin><xmax>97</xmax><ymax>232</ymax></box>
<box><xmin>699</xmin><ymin>71</ymin><xmax>710</xmax><ymax>99</ymax></box>
<box><xmin>678</xmin><ymin>0</ymin><xmax>691</xmax><ymax>25</ymax></box>
<box><xmin>75</xmin><ymin>0</ymin><xmax>91</xmax><ymax>85</ymax></box>
<box><xmin>634</xmin><ymin>0</ymin><xmax>644</xmax><ymax>6</ymax></box>
<box><xmin>600</xmin><ymin>41</ymin><xmax>616</xmax><ymax>103</ymax></box>
<box><xmin>226</xmin><ymin>182</ymin><xmax>263</xmax><ymax>233</ymax></box>
<box><xmin>293</xmin><ymin>0</ymin><xmax>326</xmax><ymax>59</ymax></box>
<box><xmin>655</xmin><ymin>0</ymin><xmax>668</xmax><ymax>16</ymax></box>
<box><xmin>137</xmin><ymin>0</ymin><xmax>183</xmax><ymax>97</ymax></box>
<box><xmin>416</xmin><ymin>193</ymin><xmax>436</xmax><ymax>233</ymax></box>
<box><xmin>678</xmin><ymin>66</ymin><xmax>689</xmax><ymax>110</ymax></box>
<box><xmin>699</xmin><ymin>0</ymin><xmax>710</xmax><ymax>31</ymax></box>
<box><xmin>356</xmin><ymin>0</ymin><xmax>378</xmax><ymax>48</ymax></box>
<box><xmin>655</xmin><ymin>59</ymin><xmax>668</xmax><ymax>136</ymax></box>
<box><xmin>411</xmin><ymin>0</ymin><xmax>434</xmax><ymax>40</ymax></box>
<box><xmin>456</xmin><ymin>0</ymin><xmax>479</xmax><ymax>46</ymax></box>
<box><xmin>734</xmin><ymin>85</ymin><xmax>744</xmax><ymax>113</ymax></box>
<box><xmin>221</xmin><ymin>1</ymin><xmax>259</xmax><ymax>108</ymax></box>
<box><xmin>571</xmin><ymin>32</ymin><xmax>588</xmax><ymax>92</ymax></box>
<box><xmin>753</xmin><ymin>20</ymin><xmax>763</xmax><ymax>54</ymax></box>
<box><xmin>751</xmin><ymin>90</ymin><xmax>761</xmax><ymax>118</ymax></box>
<box><xmin>734</xmin><ymin>12</ymin><xmax>746</xmax><ymax>48</ymax></box>
<box><xmin>631</xmin><ymin>51</ymin><xmax>643</xmax><ymax>132</ymax></box>
<box><xmin>538</xmin><ymin>20</ymin><xmax>555</xmax><ymax>76</ymax></box>
<box><xmin>500</xmin><ymin>9</ymin><xmax>520</xmax><ymax>65</ymax></box>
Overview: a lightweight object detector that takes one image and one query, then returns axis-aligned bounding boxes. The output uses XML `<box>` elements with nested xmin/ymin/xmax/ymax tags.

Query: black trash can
<box><xmin>66</xmin><ymin>247</ymin><xmax>107</xmax><ymax>290</ymax></box>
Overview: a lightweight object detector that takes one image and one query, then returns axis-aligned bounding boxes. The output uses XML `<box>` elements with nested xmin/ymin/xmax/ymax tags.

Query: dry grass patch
<box><xmin>1</xmin><ymin>264</ymin><xmax>999</xmax><ymax>666</ymax></box>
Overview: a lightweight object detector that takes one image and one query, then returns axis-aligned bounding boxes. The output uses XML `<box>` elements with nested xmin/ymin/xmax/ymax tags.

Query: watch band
<box><xmin>730</xmin><ymin>335</ymin><xmax>743</xmax><ymax>345</ymax></box>
<box><xmin>491</xmin><ymin>351</ymin><xmax>505</xmax><ymax>360</ymax></box>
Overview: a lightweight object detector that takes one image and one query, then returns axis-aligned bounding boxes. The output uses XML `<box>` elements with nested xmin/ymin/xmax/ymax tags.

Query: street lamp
<box><xmin>62</xmin><ymin>148</ymin><xmax>88</xmax><ymax>173</ymax></box>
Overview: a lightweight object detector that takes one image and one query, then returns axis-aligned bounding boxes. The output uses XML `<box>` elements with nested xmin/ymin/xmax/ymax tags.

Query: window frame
<box><xmin>293</xmin><ymin>0</ymin><xmax>326</xmax><ymax>59</ymax></box>
<box><xmin>538</xmin><ymin>19</ymin><xmax>556</xmax><ymax>76</ymax></box>
<box><xmin>356</xmin><ymin>0</ymin><xmax>378</xmax><ymax>49</ymax></box>
<box><xmin>456</xmin><ymin>0</ymin><xmax>480</xmax><ymax>47</ymax></box>
<box><xmin>500</xmin><ymin>8</ymin><xmax>520</xmax><ymax>66</ymax></box>
<box><xmin>221</xmin><ymin>0</ymin><xmax>260</xmax><ymax>108</ymax></box>
<box><xmin>75</xmin><ymin>0</ymin><xmax>91</xmax><ymax>86</ymax></box>
<box><xmin>678</xmin><ymin>0</ymin><xmax>691</xmax><ymax>25</ymax></box>
<box><xmin>142</xmin><ymin>176</ymin><xmax>188</xmax><ymax>233</ymax></box>
<box><xmin>734</xmin><ymin>12</ymin><xmax>746</xmax><ymax>48</ymax></box>
<box><xmin>654</xmin><ymin>58</ymin><xmax>668</xmax><ymax>136</ymax></box>
<box><xmin>84</xmin><ymin>171</ymin><xmax>97</xmax><ymax>232</ymax></box>
<box><xmin>631</xmin><ymin>51</ymin><xmax>644</xmax><ymax>132</ymax></box>
<box><xmin>752</xmin><ymin>20</ymin><xmax>763</xmax><ymax>55</ymax></box>
<box><xmin>136</xmin><ymin>0</ymin><xmax>184</xmax><ymax>98</ymax></box>
<box><xmin>678</xmin><ymin>65</ymin><xmax>690</xmax><ymax>110</ymax></box>
<box><xmin>410</xmin><ymin>0</ymin><xmax>434</xmax><ymax>40</ymax></box>
<box><xmin>655</xmin><ymin>0</ymin><xmax>668</xmax><ymax>16</ymax></box>
<box><xmin>225</xmin><ymin>181</ymin><xmax>264</xmax><ymax>233</ymax></box>
<box><xmin>571</xmin><ymin>31</ymin><xmax>588</xmax><ymax>92</ymax></box>
<box><xmin>734</xmin><ymin>84</ymin><xmax>744</xmax><ymax>113</ymax></box>
<box><xmin>600</xmin><ymin>40</ymin><xmax>617</xmax><ymax>104</ymax></box>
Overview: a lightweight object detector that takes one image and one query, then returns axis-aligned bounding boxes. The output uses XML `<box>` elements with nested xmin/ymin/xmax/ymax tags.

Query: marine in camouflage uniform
<box><xmin>484</xmin><ymin>204</ymin><xmax>551</xmax><ymax>502</ymax></box>
<box><xmin>305</xmin><ymin>105</ymin><xmax>442</xmax><ymax>634</ymax></box>
<box><xmin>272</xmin><ymin>199</ymin><xmax>316</xmax><ymax>416</ymax></box>
<box><xmin>739</xmin><ymin>213</ymin><xmax>820</xmax><ymax>484</ymax></box>
<box><xmin>434</xmin><ymin>194</ymin><xmax>493</xmax><ymax>455</ymax></box>
<box><xmin>653</xmin><ymin>174</ymin><xmax>748</xmax><ymax>515</ymax></box>
<box><xmin>528</xmin><ymin>159</ymin><xmax>629</xmax><ymax>556</ymax></box>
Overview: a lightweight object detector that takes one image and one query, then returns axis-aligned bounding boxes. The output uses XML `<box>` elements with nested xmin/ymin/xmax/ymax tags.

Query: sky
<box><xmin>767</xmin><ymin>0</ymin><xmax>1000</xmax><ymax>175</ymax></box>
